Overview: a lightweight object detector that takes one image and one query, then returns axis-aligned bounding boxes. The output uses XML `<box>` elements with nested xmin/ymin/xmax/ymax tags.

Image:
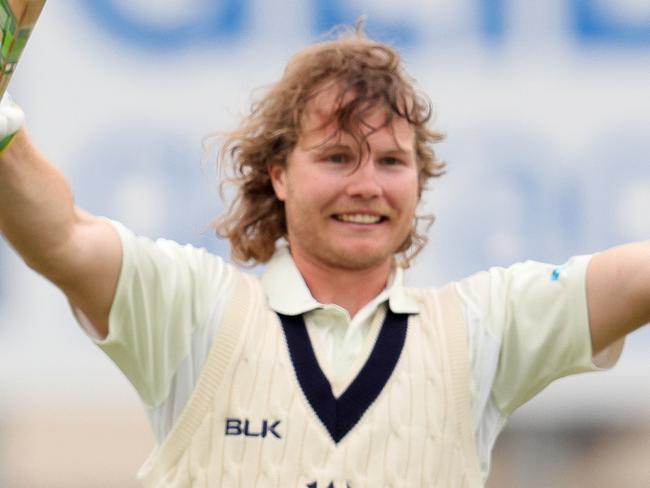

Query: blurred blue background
<box><xmin>0</xmin><ymin>1</ymin><xmax>648</xmax><ymax>486</ymax></box>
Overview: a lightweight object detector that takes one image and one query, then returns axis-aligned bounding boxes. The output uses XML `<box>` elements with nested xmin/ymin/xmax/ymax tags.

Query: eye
<box><xmin>326</xmin><ymin>153</ymin><xmax>351</xmax><ymax>164</ymax></box>
<box><xmin>380</xmin><ymin>156</ymin><xmax>403</xmax><ymax>166</ymax></box>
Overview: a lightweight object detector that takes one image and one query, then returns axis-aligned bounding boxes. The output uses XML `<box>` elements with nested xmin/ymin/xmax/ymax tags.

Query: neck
<box><xmin>291</xmin><ymin>251</ymin><xmax>393</xmax><ymax>318</ymax></box>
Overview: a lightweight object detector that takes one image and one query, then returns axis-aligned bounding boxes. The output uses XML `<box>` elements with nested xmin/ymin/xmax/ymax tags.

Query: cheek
<box><xmin>289</xmin><ymin>173</ymin><xmax>340</xmax><ymax>208</ymax></box>
<box><xmin>392</xmin><ymin>174</ymin><xmax>420</xmax><ymax>212</ymax></box>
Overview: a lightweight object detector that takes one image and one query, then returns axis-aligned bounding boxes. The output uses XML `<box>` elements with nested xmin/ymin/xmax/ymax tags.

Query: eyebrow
<box><xmin>378</xmin><ymin>146</ymin><xmax>415</xmax><ymax>156</ymax></box>
<box><xmin>310</xmin><ymin>142</ymin><xmax>352</xmax><ymax>152</ymax></box>
<box><xmin>309</xmin><ymin>142</ymin><xmax>414</xmax><ymax>157</ymax></box>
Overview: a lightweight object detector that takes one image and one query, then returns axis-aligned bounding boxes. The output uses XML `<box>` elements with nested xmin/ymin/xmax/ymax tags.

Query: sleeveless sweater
<box><xmin>137</xmin><ymin>272</ymin><xmax>483</xmax><ymax>487</ymax></box>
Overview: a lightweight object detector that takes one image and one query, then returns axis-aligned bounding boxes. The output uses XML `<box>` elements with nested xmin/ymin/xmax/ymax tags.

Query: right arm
<box><xmin>0</xmin><ymin>106</ymin><xmax>235</xmax><ymax>413</ymax></box>
<box><xmin>0</xmin><ymin>128</ymin><xmax>121</xmax><ymax>338</ymax></box>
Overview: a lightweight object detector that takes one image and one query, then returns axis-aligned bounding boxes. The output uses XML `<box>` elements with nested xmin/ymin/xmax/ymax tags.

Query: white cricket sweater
<box><xmin>137</xmin><ymin>273</ymin><xmax>482</xmax><ymax>487</ymax></box>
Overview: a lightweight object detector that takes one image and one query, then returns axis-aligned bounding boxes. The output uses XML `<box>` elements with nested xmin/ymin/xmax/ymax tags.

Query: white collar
<box><xmin>261</xmin><ymin>246</ymin><xmax>420</xmax><ymax>316</ymax></box>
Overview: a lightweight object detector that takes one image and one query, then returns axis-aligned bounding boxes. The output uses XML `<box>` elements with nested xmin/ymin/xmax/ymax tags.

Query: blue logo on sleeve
<box><xmin>550</xmin><ymin>265</ymin><xmax>566</xmax><ymax>282</ymax></box>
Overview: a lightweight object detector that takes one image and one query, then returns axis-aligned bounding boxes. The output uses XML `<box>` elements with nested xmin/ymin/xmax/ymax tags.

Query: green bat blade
<box><xmin>0</xmin><ymin>0</ymin><xmax>46</xmax><ymax>96</ymax></box>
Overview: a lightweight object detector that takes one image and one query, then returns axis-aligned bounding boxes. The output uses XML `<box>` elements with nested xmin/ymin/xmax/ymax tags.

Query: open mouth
<box><xmin>333</xmin><ymin>213</ymin><xmax>387</xmax><ymax>224</ymax></box>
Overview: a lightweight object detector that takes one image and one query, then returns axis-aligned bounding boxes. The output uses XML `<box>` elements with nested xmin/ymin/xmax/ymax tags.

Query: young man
<box><xmin>0</xmin><ymin>31</ymin><xmax>647</xmax><ymax>487</ymax></box>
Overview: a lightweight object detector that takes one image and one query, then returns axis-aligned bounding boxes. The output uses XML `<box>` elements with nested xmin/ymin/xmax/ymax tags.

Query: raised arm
<box><xmin>0</xmin><ymin>101</ymin><xmax>121</xmax><ymax>338</ymax></box>
<box><xmin>586</xmin><ymin>242</ymin><xmax>650</xmax><ymax>354</ymax></box>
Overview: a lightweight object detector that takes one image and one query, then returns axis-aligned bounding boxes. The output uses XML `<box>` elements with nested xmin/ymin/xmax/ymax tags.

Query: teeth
<box><xmin>336</xmin><ymin>213</ymin><xmax>382</xmax><ymax>224</ymax></box>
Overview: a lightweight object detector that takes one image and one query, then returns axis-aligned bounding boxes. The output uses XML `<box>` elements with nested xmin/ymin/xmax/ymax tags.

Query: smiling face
<box><xmin>269</xmin><ymin>91</ymin><xmax>420</xmax><ymax>272</ymax></box>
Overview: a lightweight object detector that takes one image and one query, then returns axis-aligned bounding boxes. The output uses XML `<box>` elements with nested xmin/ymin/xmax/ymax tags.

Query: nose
<box><xmin>345</xmin><ymin>158</ymin><xmax>383</xmax><ymax>199</ymax></box>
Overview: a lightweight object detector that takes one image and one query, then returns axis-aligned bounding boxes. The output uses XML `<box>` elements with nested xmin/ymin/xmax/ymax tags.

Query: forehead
<box><xmin>298</xmin><ymin>85</ymin><xmax>415</xmax><ymax>149</ymax></box>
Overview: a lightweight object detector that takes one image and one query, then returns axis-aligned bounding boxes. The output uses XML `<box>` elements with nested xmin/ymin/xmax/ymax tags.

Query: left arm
<box><xmin>586</xmin><ymin>242</ymin><xmax>650</xmax><ymax>354</ymax></box>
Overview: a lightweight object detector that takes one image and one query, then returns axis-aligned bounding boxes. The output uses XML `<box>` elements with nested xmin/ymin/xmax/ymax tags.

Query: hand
<box><xmin>0</xmin><ymin>92</ymin><xmax>25</xmax><ymax>151</ymax></box>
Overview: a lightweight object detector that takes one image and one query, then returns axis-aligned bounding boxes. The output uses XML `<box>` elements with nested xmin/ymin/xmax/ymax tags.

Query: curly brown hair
<box><xmin>213</xmin><ymin>28</ymin><xmax>445</xmax><ymax>267</ymax></box>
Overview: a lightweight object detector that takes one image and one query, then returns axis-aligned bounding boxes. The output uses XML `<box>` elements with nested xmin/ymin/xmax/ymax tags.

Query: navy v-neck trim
<box><xmin>277</xmin><ymin>309</ymin><xmax>409</xmax><ymax>444</ymax></box>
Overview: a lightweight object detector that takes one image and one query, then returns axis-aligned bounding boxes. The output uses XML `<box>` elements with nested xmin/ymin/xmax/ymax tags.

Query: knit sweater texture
<box><xmin>137</xmin><ymin>272</ymin><xmax>482</xmax><ymax>487</ymax></box>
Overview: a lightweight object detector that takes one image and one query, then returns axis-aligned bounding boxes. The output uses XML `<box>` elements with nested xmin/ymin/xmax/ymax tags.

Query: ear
<box><xmin>267</xmin><ymin>163</ymin><xmax>287</xmax><ymax>201</ymax></box>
